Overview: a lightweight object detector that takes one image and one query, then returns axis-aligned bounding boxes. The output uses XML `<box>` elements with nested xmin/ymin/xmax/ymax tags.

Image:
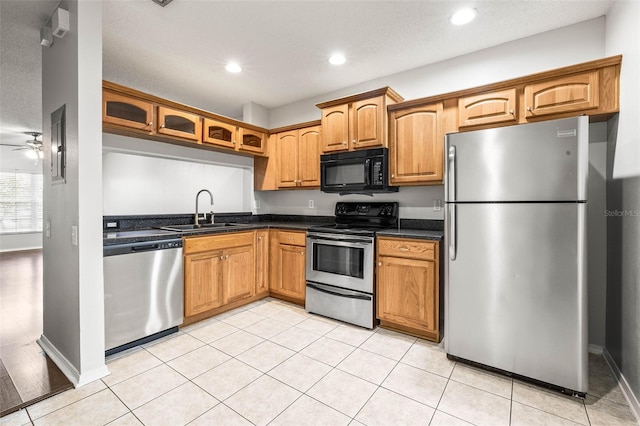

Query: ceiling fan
<box><xmin>0</xmin><ymin>132</ymin><xmax>44</xmax><ymax>161</ymax></box>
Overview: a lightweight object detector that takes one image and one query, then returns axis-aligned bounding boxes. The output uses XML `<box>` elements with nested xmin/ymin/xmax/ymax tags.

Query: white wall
<box><xmin>269</xmin><ymin>17</ymin><xmax>606</xmax><ymax>128</ymax></box>
<box><xmin>103</xmin><ymin>152</ymin><xmax>247</xmax><ymax>215</ymax></box>
<box><xmin>41</xmin><ymin>0</ymin><xmax>107</xmax><ymax>386</ymax></box>
<box><xmin>102</xmin><ymin>133</ymin><xmax>254</xmax><ymax>215</ymax></box>
<box><xmin>604</xmin><ymin>0</ymin><xmax>640</xmax><ymax>410</ymax></box>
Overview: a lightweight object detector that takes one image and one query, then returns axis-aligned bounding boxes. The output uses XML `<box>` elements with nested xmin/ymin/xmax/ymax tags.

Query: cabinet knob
<box><xmin>391</xmin><ymin>174</ymin><xmax>395</xmax><ymax>178</ymax></box>
<box><xmin>300</xmin><ymin>251</ymin><xmax>304</xmax><ymax>255</ymax></box>
<box><xmin>342</xmin><ymin>141</ymin><xmax>347</xmax><ymax>145</ymax></box>
<box><xmin>352</xmin><ymin>139</ymin><xmax>356</xmax><ymax>143</ymax></box>
<box><xmin>258</xmin><ymin>236</ymin><xmax>262</xmax><ymax>240</ymax></box>
<box><xmin>527</xmin><ymin>106</ymin><xmax>532</xmax><ymax>112</ymax></box>
<box><xmin>220</xmin><ymin>256</ymin><xmax>224</xmax><ymax>260</ymax></box>
<box><xmin>378</xmin><ymin>261</ymin><xmax>382</xmax><ymax>266</ymax></box>
<box><xmin>509</xmin><ymin>109</ymin><xmax>514</xmax><ymax>115</ymax></box>
<box><xmin>399</xmin><ymin>247</ymin><xmax>409</xmax><ymax>252</ymax></box>
<box><xmin>147</xmin><ymin>121</ymin><xmax>153</xmax><ymax>126</ymax></box>
<box><xmin>160</xmin><ymin>124</ymin><xmax>166</xmax><ymax>129</ymax></box>
<box><xmin>226</xmin><ymin>255</ymin><xmax>230</xmax><ymax>259</ymax></box>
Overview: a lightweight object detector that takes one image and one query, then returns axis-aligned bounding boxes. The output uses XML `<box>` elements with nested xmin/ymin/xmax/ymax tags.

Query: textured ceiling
<box><xmin>1</xmin><ymin>0</ymin><xmax>613</xmax><ymax>153</ymax></box>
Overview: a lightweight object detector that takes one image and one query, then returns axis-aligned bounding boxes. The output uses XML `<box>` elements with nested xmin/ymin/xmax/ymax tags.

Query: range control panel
<box><xmin>335</xmin><ymin>202</ymin><xmax>399</xmax><ymax>218</ymax></box>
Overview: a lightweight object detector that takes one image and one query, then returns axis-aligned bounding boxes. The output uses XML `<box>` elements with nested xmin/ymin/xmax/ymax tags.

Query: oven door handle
<box><xmin>307</xmin><ymin>282</ymin><xmax>372</xmax><ymax>301</ymax></box>
<box><xmin>307</xmin><ymin>235</ymin><xmax>372</xmax><ymax>245</ymax></box>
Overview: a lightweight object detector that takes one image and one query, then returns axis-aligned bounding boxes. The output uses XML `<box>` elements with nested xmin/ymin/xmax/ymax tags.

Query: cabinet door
<box><xmin>255</xmin><ymin>230</ymin><xmax>269</xmax><ymax>295</ymax></box>
<box><xmin>277</xmin><ymin>131</ymin><xmax>299</xmax><ymax>188</ymax></box>
<box><xmin>377</xmin><ymin>255</ymin><xmax>437</xmax><ymax>332</ymax></box>
<box><xmin>524</xmin><ymin>70</ymin><xmax>599</xmax><ymax>118</ymax></box>
<box><xmin>389</xmin><ymin>103</ymin><xmax>444</xmax><ymax>185</ymax></box>
<box><xmin>157</xmin><ymin>107</ymin><xmax>202</xmax><ymax>141</ymax></box>
<box><xmin>239</xmin><ymin>128</ymin><xmax>267</xmax><ymax>155</ymax></box>
<box><xmin>278</xmin><ymin>243</ymin><xmax>306</xmax><ymax>300</ymax></box>
<box><xmin>223</xmin><ymin>244</ymin><xmax>255</xmax><ymax>304</ymax></box>
<box><xmin>321</xmin><ymin>104</ymin><xmax>349</xmax><ymax>153</ymax></box>
<box><xmin>203</xmin><ymin>118</ymin><xmax>237</xmax><ymax>149</ymax></box>
<box><xmin>103</xmin><ymin>91</ymin><xmax>154</xmax><ymax>132</ymax></box>
<box><xmin>458</xmin><ymin>88</ymin><xmax>517</xmax><ymax>127</ymax></box>
<box><xmin>298</xmin><ymin>126</ymin><xmax>321</xmax><ymax>187</ymax></box>
<box><xmin>352</xmin><ymin>96</ymin><xmax>385</xmax><ymax>149</ymax></box>
<box><xmin>184</xmin><ymin>252</ymin><xmax>224</xmax><ymax>317</ymax></box>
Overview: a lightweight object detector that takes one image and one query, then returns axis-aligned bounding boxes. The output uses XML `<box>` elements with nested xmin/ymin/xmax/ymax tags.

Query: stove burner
<box><xmin>309</xmin><ymin>202</ymin><xmax>399</xmax><ymax>236</ymax></box>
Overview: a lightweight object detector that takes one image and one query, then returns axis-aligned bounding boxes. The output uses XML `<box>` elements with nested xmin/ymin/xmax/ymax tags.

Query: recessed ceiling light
<box><xmin>329</xmin><ymin>53</ymin><xmax>346</xmax><ymax>65</ymax></box>
<box><xmin>225</xmin><ymin>62</ymin><xmax>242</xmax><ymax>73</ymax></box>
<box><xmin>450</xmin><ymin>8</ymin><xmax>477</xmax><ymax>25</ymax></box>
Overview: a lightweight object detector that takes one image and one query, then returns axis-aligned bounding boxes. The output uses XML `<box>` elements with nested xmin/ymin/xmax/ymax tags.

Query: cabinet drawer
<box><xmin>377</xmin><ymin>238</ymin><xmax>437</xmax><ymax>260</ymax></box>
<box><xmin>277</xmin><ymin>230</ymin><xmax>306</xmax><ymax>246</ymax></box>
<box><xmin>184</xmin><ymin>231</ymin><xmax>254</xmax><ymax>254</ymax></box>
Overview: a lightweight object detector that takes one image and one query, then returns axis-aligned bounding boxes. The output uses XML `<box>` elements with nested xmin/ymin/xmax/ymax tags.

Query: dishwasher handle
<box><xmin>103</xmin><ymin>238</ymin><xmax>183</xmax><ymax>256</ymax></box>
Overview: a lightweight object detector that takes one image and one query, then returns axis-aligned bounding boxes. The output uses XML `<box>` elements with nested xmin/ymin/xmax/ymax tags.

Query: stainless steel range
<box><xmin>306</xmin><ymin>202</ymin><xmax>399</xmax><ymax>328</ymax></box>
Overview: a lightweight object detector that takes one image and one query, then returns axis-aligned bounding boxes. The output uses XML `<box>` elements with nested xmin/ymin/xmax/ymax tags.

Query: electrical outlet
<box><xmin>308</xmin><ymin>200</ymin><xmax>315</xmax><ymax>209</ymax></box>
<box><xmin>71</xmin><ymin>225</ymin><xmax>78</xmax><ymax>246</ymax></box>
<box><xmin>434</xmin><ymin>199</ymin><xmax>443</xmax><ymax>212</ymax></box>
<box><xmin>255</xmin><ymin>199</ymin><xmax>261</xmax><ymax>209</ymax></box>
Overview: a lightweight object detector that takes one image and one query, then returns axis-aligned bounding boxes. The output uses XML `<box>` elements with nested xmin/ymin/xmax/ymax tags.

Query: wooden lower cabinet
<box><xmin>376</xmin><ymin>237</ymin><xmax>440</xmax><ymax>341</ymax></box>
<box><xmin>183</xmin><ymin>232</ymin><xmax>256</xmax><ymax>322</ymax></box>
<box><xmin>269</xmin><ymin>230</ymin><xmax>306</xmax><ymax>304</ymax></box>
<box><xmin>255</xmin><ymin>230</ymin><xmax>269</xmax><ymax>296</ymax></box>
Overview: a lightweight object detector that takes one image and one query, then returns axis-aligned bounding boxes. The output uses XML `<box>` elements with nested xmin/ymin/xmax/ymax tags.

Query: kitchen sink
<box><xmin>156</xmin><ymin>223</ymin><xmax>249</xmax><ymax>232</ymax></box>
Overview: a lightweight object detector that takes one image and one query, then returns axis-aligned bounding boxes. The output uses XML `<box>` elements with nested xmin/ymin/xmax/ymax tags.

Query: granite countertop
<box><xmin>376</xmin><ymin>228</ymin><xmax>444</xmax><ymax>241</ymax></box>
<box><xmin>102</xmin><ymin>214</ymin><xmax>444</xmax><ymax>246</ymax></box>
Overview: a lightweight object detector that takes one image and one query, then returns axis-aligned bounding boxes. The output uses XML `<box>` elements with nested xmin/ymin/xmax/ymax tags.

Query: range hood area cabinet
<box><xmin>316</xmin><ymin>87</ymin><xmax>404</xmax><ymax>153</ymax></box>
<box><xmin>254</xmin><ymin>121</ymin><xmax>322</xmax><ymax>191</ymax></box>
<box><xmin>102</xmin><ymin>81</ymin><xmax>269</xmax><ymax>156</ymax></box>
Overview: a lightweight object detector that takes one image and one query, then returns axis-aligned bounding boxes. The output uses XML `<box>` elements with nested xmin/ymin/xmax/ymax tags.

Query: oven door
<box><xmin>306</xmin><ymin>232</ymin><xmax>374</xmax><ymax>293</ymax></box>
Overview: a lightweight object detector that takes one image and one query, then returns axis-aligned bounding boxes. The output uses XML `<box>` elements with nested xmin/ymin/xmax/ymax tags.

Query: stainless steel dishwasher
<box><xmin>103</xmin><ymin>238</ymin><xmax>183</xmax><ymax>355</ymax></box>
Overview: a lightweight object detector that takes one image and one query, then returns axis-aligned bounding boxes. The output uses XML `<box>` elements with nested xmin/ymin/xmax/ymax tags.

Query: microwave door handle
<box><xmin>364</xmin><ymin>159</ymin><xmax>371</xmax><ymax>186</ymax></box>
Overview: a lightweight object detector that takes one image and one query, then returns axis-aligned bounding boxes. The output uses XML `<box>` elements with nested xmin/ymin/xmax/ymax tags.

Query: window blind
<box><xmin>0</xmin><ymin>172</ymin><xmax>43</xmax><ymax>234</ymax></box>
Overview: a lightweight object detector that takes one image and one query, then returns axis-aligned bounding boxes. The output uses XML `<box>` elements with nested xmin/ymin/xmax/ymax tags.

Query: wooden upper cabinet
<box><xmin>458</xmin><ymin>88</ymin><xmax>517</xmax><ymax>127</ymax></box>
<box><xmin>203</xmin><ymin>118</ymin><xmax>237</xmax><ymax>149</ymax></box>
<box><xmin>321</xmin><ymin>104</ymin><xmax>350</xmax><ymax>152</ymax></box>
<box><xmin>524</xmin><ymin>70</ymin><xmax>599</xmax><ymax>118</ymax></box>
<box><xmin>157</xmin><ymin>106</ymin><xmax>202</xmax><ymax>141</ymax></box>
<box><xmin>275</xmin><ymin>125</ymin><xmax>321</xmax><ymax>189</ymax></box>
<box><xmin>277</xmin><ymin>131</ymin><xmax>299</xmax><ymax>188</ymax></box>
<box><xmin>239</xmin><ymin>127</ymin><xmax>267</xmax><ymax>155</ymax></box>
<box><xmin>317</xmin><ymin>87</ymin><xmax>403</xmax><ymax>153</ymax></box>
<box><xmin>298</xmin><ymin>126</ymin><xmax>321</xmax><ymax>187</ymax></box>
<box><xmin>103</xmin><ymin>91</ymin><xmax>154</xmax><ymax>132</ymax></box>
<box><xmin>389</xmin><ymin>102</ymin><xmax>444</xmax><ymax>185</ymax></box>
<box><xmin>352</xmin><ymin>97</ymin><xmax>384</xmax><ymax>149</ymax></box>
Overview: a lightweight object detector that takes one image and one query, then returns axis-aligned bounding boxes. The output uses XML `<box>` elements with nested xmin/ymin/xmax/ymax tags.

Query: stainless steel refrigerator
<box><xmin>444</xmin><ymin>116</ymin><xmax>588</xmax><ymax>394</ymax></box>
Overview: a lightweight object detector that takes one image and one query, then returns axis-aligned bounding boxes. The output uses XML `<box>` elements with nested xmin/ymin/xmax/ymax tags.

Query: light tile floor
<box><xmin>3</xmin><ymin>298</ymin><xmax>638</xmax><ymax>426</ymax></box>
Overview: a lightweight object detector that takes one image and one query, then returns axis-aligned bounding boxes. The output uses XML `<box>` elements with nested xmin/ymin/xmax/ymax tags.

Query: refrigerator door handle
<box><xmin>449</xmin><ymin>204</ymin><xmax>457</xmax><ymax>261</ymax></box>
<box><xmin>448</xmin><ymin>145</ymin><xmax>456</xmax><ymax>201</ymax></box>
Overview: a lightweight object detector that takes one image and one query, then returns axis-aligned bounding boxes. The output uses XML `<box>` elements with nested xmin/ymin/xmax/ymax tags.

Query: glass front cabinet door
<box><xmin>103</xmin><ymin>91</ymin><xmax>154</xmax><ymax>132</ymax></box>
<box><xmin>238</xmin><ymin>127</ymin><xmax>267</xmax><ymax>155</ymax></box>
<box><xmin>157</xmin><ymin>107</ymin><xmax>202</xmax><ymax>142</ymax></box>
<box><xmin>202</xmin><ymin>118</ymin><xmax>238</xmax><ymax>149</ymax></box>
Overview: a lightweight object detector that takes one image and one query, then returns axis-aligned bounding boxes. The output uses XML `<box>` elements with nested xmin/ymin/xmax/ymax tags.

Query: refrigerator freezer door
<box><xmin>445</xmin><ymin>202</ymin><xmax>588</xmax><ymax>392</ymax></box>
<box><xmin>445</xmin><ymin>116</ymin><xmax>588</xmax><ymax>202</ymax></box>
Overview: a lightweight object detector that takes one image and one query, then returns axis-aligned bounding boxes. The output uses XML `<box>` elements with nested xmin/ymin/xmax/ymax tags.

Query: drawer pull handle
<box><xmin>399</xmin><ymin>247</ymin><xmax>409</xmax><ymax>252</ymax></box>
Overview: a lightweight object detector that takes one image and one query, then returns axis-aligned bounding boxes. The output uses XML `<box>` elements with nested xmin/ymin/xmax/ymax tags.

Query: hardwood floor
<box><xmin>0</xmin><ymin>249</ymin><xmax>72</xmax><ymax>417</ymax></box>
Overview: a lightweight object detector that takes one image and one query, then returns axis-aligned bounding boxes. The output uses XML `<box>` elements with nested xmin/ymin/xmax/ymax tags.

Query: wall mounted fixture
<box><xmin>151</xmin><ymin>0</ymin><xmax>174</xmax><ymax>7</ymax></box>
<box><xmin>40</xmin><ymin>7</ymin><xmax>69</xmax><ymax>48</ymax></box>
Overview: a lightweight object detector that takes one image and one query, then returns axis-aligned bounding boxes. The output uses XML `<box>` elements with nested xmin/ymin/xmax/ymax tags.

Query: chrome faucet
<box><xmin>195</xmin><ymin>189</ymin><xmax>214</xmax><ymax>226</ymax></box>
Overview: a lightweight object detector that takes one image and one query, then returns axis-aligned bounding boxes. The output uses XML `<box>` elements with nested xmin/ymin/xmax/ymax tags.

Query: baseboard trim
<box><xmin>37</xmin><ymin>335</ymin><xmax>109</xmax><ymax>388</ymax></box>
<box><xmin>588</xmin><ymin>344</ymin><xmax>604</xmax><ymax>355</ymax></box>
<box><xmin>603</xmin><ymin>347</ymin><xmax>640</xmax><ymax>424</ymax></box>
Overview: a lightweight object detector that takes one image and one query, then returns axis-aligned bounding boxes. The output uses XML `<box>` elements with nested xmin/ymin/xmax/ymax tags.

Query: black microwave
<box><xmin>320</xmin><ymin>148</ymin><xmax>398</xmax><ymax>194</ymax></box>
